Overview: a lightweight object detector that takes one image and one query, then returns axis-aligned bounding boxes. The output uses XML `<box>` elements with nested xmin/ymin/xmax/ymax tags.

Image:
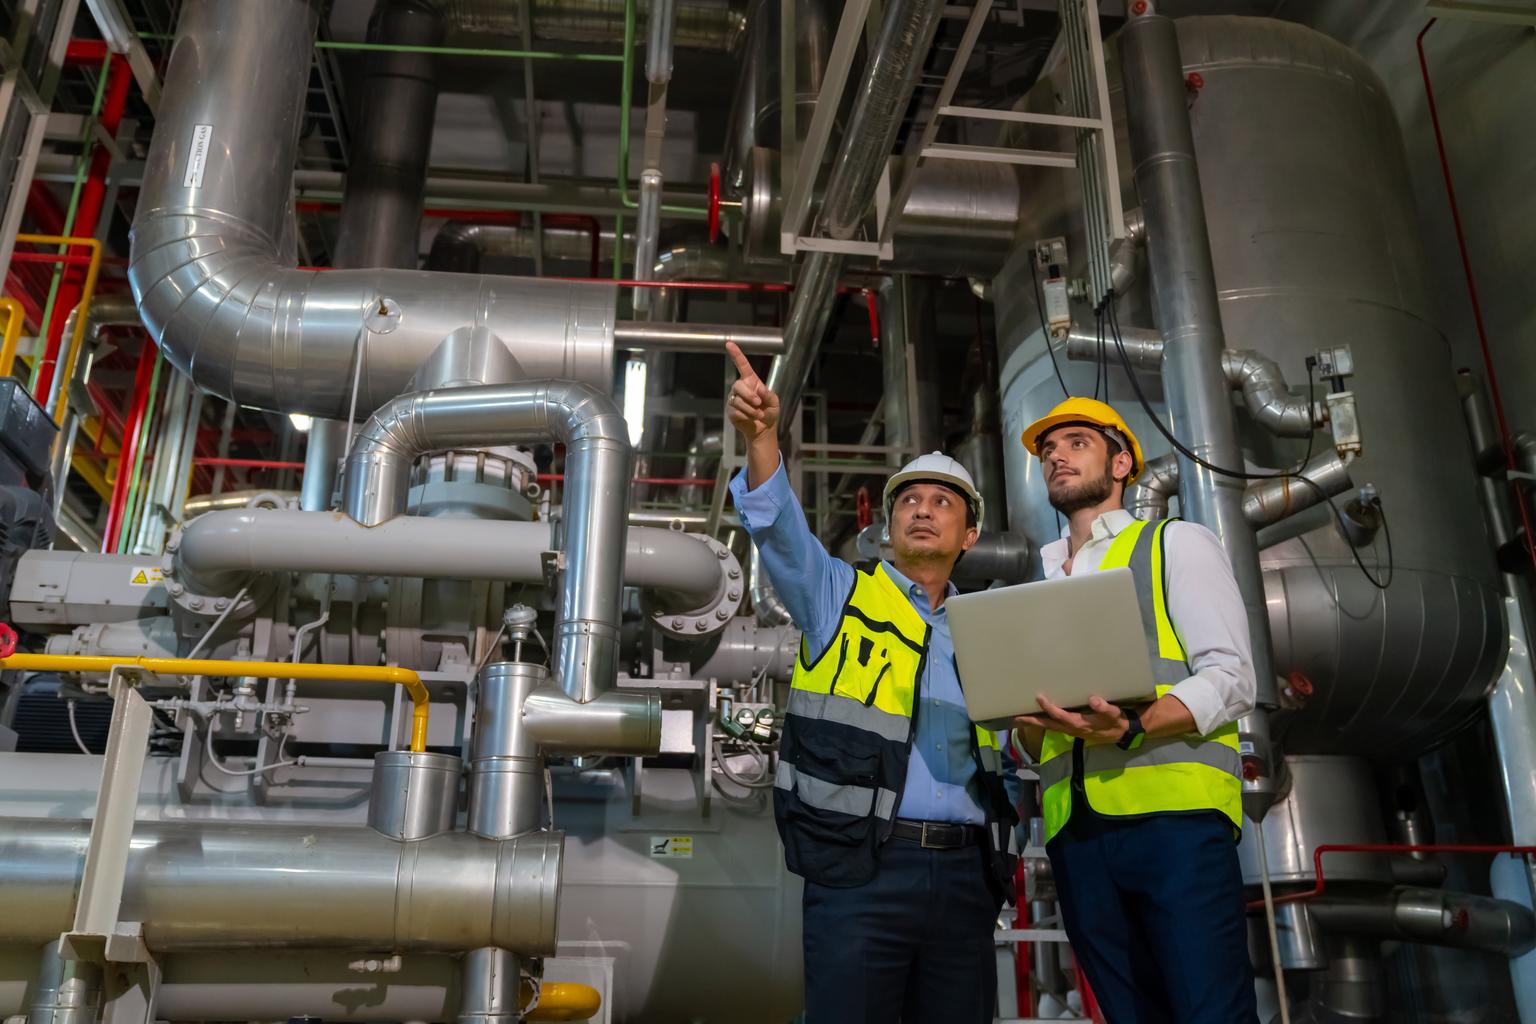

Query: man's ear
<box><xmin>962</xmin><ymin>525</ymin><xmax>980</xmax><ymax>552</ymax></box>
<box><xmin>1113</xmin><ymin>450</ymin><xmax>1134</xmax><ymax>484</ymax></box>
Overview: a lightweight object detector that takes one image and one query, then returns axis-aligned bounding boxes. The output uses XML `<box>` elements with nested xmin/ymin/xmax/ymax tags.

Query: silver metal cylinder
<box><xmin>0</xmin><ymin>819</ymin><xmax>562</xmax><ymax>954</ymax></box>
<box><xmin>457</xmin><ymin>947</ymin><xmax>521</xmax><ymax>1024</ymax></box>
<box><xmin>368</xmin><ymin>751</ymin><xmax>462</xmax><ymax>841</ymax></box>
<box><xmin>1310</xmin><ymin>889</ymin><xmax>1536</xmax><ymax>957</ymax></box>
<box><xmin>1120</xmin><ymin>11</ymin><xmax>1276</xmax><ymax>707</ymax></box>
<box><xmin>631</xmin><ymin>170</ymin><xmax>665</xmax><ymax>312</ymax></box>
<box><xmin>614</xmin><ymin>320</ymin><xmax>784</xmax><ymax>355</ymax></box>
<box><xmin>470</xmin><ymin>662</ymin><xmax>547</xmax><ymax>839</ymax></box>
<box><xmin>1242</xmin><ymin>452</ymin><xmax>1354</xmax><ymax>529</ymax></box>
<box><xmin>25</xmin><ymin>940</ymin><xmax>100</xmax><ymax>1024</ymax></box>
<box><xmin>299</xmin><ymin>419</ymin><xmax>348</xmax><ymax>512</ymax></box>
<box><xmin>522</xmin><ymin>687</ymin><xmax>662</xmax><ymax>757</ymax></box>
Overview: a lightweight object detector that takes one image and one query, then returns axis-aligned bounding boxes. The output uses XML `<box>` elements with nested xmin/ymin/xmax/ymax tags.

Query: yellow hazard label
<box><xmin>649</xmin><ymin>835</ymin><xmax>693</xmax><ymax>859</ymax></box>
<box><xmin>129</xmin><ymin>567</ymin><xmax>164</xmax><ymax>587</ymax></box>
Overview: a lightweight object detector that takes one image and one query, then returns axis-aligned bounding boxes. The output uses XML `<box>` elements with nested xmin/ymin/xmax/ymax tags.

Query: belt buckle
<box><xmin>920</xmin><ymin>821</ymin><xmax>938</xmax><ymax>849</ymax></box>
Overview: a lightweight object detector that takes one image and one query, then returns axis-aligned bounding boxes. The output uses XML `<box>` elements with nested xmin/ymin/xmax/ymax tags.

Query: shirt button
<box><xmin>936</xmin><ymin>791</ymin><xmax>943</xmax><ymax>799</ymax></box>
<box><xmin>936</xmin><ymin>743</ymin><xmax>943</xmax><ymax>751</ymax></box>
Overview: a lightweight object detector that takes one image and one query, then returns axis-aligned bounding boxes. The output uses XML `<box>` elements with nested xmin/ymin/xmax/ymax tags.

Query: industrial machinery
<box><xmin>0</xmin><ymin>0</ymin><xmax>1532</xmax><ymax>1021</ymax></box>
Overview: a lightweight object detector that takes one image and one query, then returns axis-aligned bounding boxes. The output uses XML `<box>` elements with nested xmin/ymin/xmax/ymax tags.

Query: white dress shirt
<box><xmin>1038</xmin><ymin>508</ymin><xmax>1256</xmax><ymax>735</ymax></box>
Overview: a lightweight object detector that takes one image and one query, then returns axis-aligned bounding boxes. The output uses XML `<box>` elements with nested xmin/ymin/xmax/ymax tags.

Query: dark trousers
<box><xmin>1047</xmin><ymin>812</ymin><xmax>1258</xmax><ymax>1024</ymax></box>
<box><xmin>801</xmin><ymin>838</ymin><xmax>1000</xmax><ymax>1023</ymax></box>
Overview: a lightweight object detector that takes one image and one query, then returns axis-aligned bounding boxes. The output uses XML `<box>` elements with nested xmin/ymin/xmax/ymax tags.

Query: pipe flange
<box><xmin>650</xmin><ymin>533</ymin><xmax>744</xmax><ymax>640</ymax></box>
<box><xmin>161</xmin><ymin>529</ymin><xmax>272</xmax><ymax>622</ymax></box>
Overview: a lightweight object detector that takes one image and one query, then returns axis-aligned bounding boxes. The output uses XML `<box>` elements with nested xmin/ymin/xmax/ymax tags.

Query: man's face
<box><xmin>889</xmin><ymin>482</ymin><xmax>978</xmax><ymax>562</ymax></box>
<box><xmin>1039</xmin><ymin>425</ymin><xmax>1131</xmax><ymax>514</ymax></box>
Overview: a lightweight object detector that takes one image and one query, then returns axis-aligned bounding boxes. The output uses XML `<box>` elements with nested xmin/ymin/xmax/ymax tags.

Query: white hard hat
<box><xmin>883</xmin><ymin>451</ymin><xmax>984</xmax><ymax>530</ymax></box>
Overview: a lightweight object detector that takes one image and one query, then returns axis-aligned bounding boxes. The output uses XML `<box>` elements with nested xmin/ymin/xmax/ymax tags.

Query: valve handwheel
<box><xmin>0</xmin><ymin>621</ymin><xmax>16</xmax><ymax>659</ymax></box>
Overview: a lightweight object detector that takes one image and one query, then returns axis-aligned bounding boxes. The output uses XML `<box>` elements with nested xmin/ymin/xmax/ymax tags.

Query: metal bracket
<box><xmin>60</xmin><ymin>667</ymin><xmax>156</xmax><ymax>966</ymax></box>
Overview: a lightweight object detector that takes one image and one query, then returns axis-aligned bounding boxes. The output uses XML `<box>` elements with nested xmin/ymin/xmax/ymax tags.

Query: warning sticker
<box><xmin>129</xmin><ymin>567</ymin><xmax>163</xmax><ymax>587</ymax></box>
<box><xmin>1238</xmin><ymin>740</ymin><xmax>1256</xmax><ymax>756</ymax></box>
<box><xmin>184</xmin><ymin>124</ymin><xmax>213</xmax><ymax>189</ymax></box>
<box><xmin>649</xmin><ymin>836</ymin><xmax>693</xmax><ymax>859</ymax></box>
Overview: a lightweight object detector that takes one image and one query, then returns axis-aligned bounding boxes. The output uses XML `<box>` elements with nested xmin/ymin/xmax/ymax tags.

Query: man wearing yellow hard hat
<box><xmin>1014</xmin><ymin>396</ymin><xmax>1258</xmax><ymax>1023</ymax></box>
<box><xmin>722</xmin><ymin>342</ymin><xmax>1018</xmax><ymax>1023</ymax></box>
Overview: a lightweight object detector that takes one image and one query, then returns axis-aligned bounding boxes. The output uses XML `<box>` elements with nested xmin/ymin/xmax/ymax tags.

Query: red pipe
<box><xmin>9</xmin><ymin>252</ymin><xmax>96</xmax><ymax>266</ymax></box>
<box><xmin>1246</xmin><ymin>842</ymin><xmax>1536</xmax><ymax>911</ymax></box>
<box><xmin>101</xmin><ymin>340</ymin><xmax>158</xmax><ymax>553</ymax></box>
<box><xmin>1013</xmin><ymin>859</ymin><xmax>1032</xmax><ymax>1017</ymax></box>
<box><xmin>34</xmin><ymin>52</ymin><xmax>133</xmax><ymax>402</ymax></box>
<box><xmin>536</xmin><ymin>473</ymin><xmax>715</xmax><ymax>487</ymax></box>
<box><xmin>551</xmin><ymin>276</ymin><xmax>792</xmax><ymax>293</ymax></box>
<box><xmin>1417</xmin><ymin>19</ymin><xmax>1536</xmax><ymax>579</ymax></box>
<box><xmin>862</xmin><ymin>288</ymin><xmax>881</xmax><ymax>348</ymax></box>
<box><xmin>65</xmin><ymin>39</ymin><xmax>110</xmax><ymax>63</ymax></box>
<box><xmin>193</xmin><ymin>457</ymin><xmax>305</xmax><ymax>471</ymax></box>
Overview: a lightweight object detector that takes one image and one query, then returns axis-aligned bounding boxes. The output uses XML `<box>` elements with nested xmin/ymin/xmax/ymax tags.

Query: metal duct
<box><xmin>427</xmin><ymin>220</ymin><xmax>627</xmax><ymax>272</ymax></box>
<box><xmin>340</xmin><ymin>381</ymin><xmax>631</xmax><ymax>703</ymax></box>
<box><xmin>128</xmin><ymin>0</ymin><xmax>620</xmax><ymax>418</ymax></box>
<box><xmin>768</xmin><ymin>0</ymin><xmax>946</xmax><ymax>423</ymax></box>
<box><xmin>1309</xmin><ymin>888</ymin><xmax>1536</xmax><ymax>957</ymax></box>
<box><xmin>440</xmin><ymin>0</ymin><xmax>746</xmax><ymax>52</ymax></box>
<box><xmin>333</xmin><ymin>0</ymin><xmax>445</xmax><ymax>270</ymax></box>
<box><xmin>172</xmin><ymin>509</ymin><xmax>727</xmax><ymax>611</ymax></box>
<box><xmin>1126</xmin><ymin>450</ymin><xmax>1355</xmax><ymax>528</ymax></box>
<box><xmin>680</xmin><ymin>430</ymin><xmax>721</xmax><ymax>510</ymax></box>
<box><xmin>0</xmin><ymin>818</ymin><xmax>562</xmax><ymax>954</ymax></box>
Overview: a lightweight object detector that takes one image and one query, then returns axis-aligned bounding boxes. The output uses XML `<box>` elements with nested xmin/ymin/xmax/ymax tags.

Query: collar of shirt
<box><xmin>880</xmin><ymin>560</ymin><xmax>957</xmax><ymax>614</ymax></box>
<box><xmin>1039</xmin><ymin>507</ymin><xmax>1138</xmax><ymax>578</ymax></box>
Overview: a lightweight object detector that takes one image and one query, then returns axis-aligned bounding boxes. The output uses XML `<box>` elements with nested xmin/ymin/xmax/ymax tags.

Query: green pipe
<box><xmin>613</xmin><ymin>0</ymin><xmax>706</xmax><ymax>218</ymax></box>
<box><xmin>29</xmin><ymin>57</ymin><xmax>112</xmax><ymax>393</ymax></box>
<box><xmin>117</xmin><ymin>354</ymin><xmax>163</xmax><ymax>553</ymax></box>
<box><xmin>139</xmin><ymin>33</ymin><xmax>624</xmax><ymax>62</ymax></box>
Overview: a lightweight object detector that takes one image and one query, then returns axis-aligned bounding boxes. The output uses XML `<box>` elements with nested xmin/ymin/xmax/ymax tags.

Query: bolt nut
<box><xmin>715</xmin><ymin>608</ymin><xmax>730</xmax><ymax>621</ymax></box>
<box><xmin>214</xmin><ymin>598</ymin><xmax>229</xmax><ymax>611</ymax></box>
<box><xmin>694</xmin><ymin>620</ymin><xmax>709</xmax><ymax>632</ymax></box>
<box><xmin>188</xmin><ymin>596</ymin><xmax>204</xmax><ymax>610</ymax></box>
<box><xmin>716</xmin><ymin>548</ymin><xmax>728</xmax><ymax>560</ymax></box>
<box><xmin>671</xmin><ymin>618</ymin><xmax>684</xmax><ymax>630</ymax></box>
<box><xmin>728</xmin><ymin>568</ymin><xmax>741</xmax><ymax>579</ymax></box>
<box><xmin>727</xmin><ymin>589</ymin><xmax>741</xmax><ymax>602</ymax></box>
<box><xmin>167</xmin><ymin>582</ymin><xmax>184</xmax><ymax>596</ymax></box>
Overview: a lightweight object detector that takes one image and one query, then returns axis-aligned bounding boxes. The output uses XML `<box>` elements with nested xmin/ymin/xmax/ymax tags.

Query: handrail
<box><xmin>0</xmin><ymin>653</ymin><xmax>430</xmax><ymax>752</ymax></box>
<box><xmin>12</xmin><ymin>234</ymin><xmax>103</xmax><ymax>424</ymax></box>
<box><xmin>0</xmin><ymin>298</ymin><xmax>25</xmax><ymax>378</ymax></box>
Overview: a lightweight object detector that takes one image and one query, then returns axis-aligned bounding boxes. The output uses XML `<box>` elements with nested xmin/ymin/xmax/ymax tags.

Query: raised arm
<box><xmin>726</xmin><ymin>341</ymin><xmax>783</xmax><ymax>489</ymax></box>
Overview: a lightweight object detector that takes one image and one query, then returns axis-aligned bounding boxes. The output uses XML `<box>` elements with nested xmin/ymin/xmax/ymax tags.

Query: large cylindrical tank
<box><xmin>994</xmin><ymin>16</ymin><xmax>1505</xmax><ymax>758</ymax></box>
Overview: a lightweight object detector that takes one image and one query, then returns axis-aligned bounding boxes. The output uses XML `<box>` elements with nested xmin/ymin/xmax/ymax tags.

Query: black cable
<box><xmin>1029</xmin><ymin>250</ymin><xmax>1071</xmax><ymax>399</ymax></box>
<box><xmin>1104</xmin><ymin>296</ymin><xmax>1394</xmax><ymax>590</ymax></box>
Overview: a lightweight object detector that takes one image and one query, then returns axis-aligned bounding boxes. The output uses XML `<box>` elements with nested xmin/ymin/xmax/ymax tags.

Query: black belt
<box><xmin>890</xmin><ymin>818</ymin><xmax>985</xmax><ymax>850</ymax></box>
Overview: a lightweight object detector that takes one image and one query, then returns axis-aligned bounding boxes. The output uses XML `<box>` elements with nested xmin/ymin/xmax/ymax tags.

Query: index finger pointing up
<box><xmin>725</xmin><ymin>341</ymin><xmax>759</xmax><ymax>384</ymax></box>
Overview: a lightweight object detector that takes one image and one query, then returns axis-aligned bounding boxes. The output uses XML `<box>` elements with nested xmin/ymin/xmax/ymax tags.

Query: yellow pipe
<box><xmin>13</xmin><ymin>234</ymin><xmax>103</xmax><ymax>426</ymax></box>
<box><xmin>521</xmin><ymin>982</ymin><xmax>602</xmax><ymax>1022</ymax></box>
<box><xmin>0</xmin><ymin>297</ymin><xmax>25</xmax><ymax>379</ymax></box>
<box><xmin>0</xmin><ymin>653</ymin><xmax>431</xmax><ymax>752</ymax></box>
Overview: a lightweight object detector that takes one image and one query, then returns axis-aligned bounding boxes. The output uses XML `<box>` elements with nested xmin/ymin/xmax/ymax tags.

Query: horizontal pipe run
<box><xmin>1248</xmin><ymin>843</ymin><xmax>1536</xmax><ymax>911</ymax></box>
<box><xmin>1309</xmin><ymin>888</ymin><xmax>1536</xmax><ymax>957</ymax></box>
<box><xmin>193</xmin><ymin>457</ymin><xmax>306</xmax><ymax>471</ymax></box>
<box><xmin>0</xmin><ymin>653</ymin><xmax>430</xmax><ymax>752</ymax></box>
<box><xmin>0</xmin><ymin>818</ymin><xmax>562</xmax><ymax>953</ymax></box>
<box><xmin>1127</xmin><ymin>451</ymin><xmax>1354</xmax><ymax>528</ymax></box>
<box><xmin>614</xmin><ymin>320</ymin><xmax>784</xmax><ymax>355</ymax></box>
<box><xmin>174</xmin><ymin>510</ymin><xmax>727</xmax><ymax>616</ymax></box>
<box><xmin>522</xmin><ymin>686</ymin><xmax>663</xmax><ymax>757</ymax></box>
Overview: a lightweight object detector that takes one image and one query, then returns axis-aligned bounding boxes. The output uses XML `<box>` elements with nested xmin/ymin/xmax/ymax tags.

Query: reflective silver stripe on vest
<box><xmin>1037</xmin><ymin>753</ymin><xmax>1071</xmax><ymax>790</ymax></box>
<box><xmin>1085</xmin><ymin>736</ymin><xmax>1241</xmax><ymax>778</ymax></box>
<box><xmin>775</xmin><ymin>761</ymin><xmax>900</xmax><ymax>820</ymax></box>
<box><xmin>786</xmin><ymin>687</ymin><xmax>911</xmax><ymax>743</ymax></box>
<box><xmin>1123</xmin><ymin>521</ymin><xmax>1191</xmax><ymax>688</ymax></box>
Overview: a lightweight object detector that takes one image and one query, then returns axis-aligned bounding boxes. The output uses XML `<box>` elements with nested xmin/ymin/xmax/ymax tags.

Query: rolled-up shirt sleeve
<box><xmin>728</xmin><ymin>455</ymin><xmax>852</xmax><ymax>648</ymax></box>
<box><xmin>1162</xmin><ymin>521</ymin><xmax>1257</xmax><ymax>735</ymax></box>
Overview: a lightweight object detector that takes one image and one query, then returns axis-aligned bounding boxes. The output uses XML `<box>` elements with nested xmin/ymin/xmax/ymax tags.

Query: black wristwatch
<box><xmin>1116</xmin><ymin>707</ymin><xmax>1146</xmax><ymax>751</ymax></box>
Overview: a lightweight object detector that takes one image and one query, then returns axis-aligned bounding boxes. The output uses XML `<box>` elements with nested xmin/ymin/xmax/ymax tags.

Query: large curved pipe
<box><xmin>341</xmin><ymin>381</ymin><xmax>631</xmax><ymax>703</ymax></box>
<box><xmin>1127</xmin><ymin>451</ymin><xmax>1354</xmax><ymax>527</ymax></box>
<box><xmin>0</xmin><ymin>818</ymin><xmax>562</xmax><ymax>954</ymax></box>
<box><xmin>127</xmin><ymin>0</ymin><xmax>619</xmax><ymax>418</ymax></box>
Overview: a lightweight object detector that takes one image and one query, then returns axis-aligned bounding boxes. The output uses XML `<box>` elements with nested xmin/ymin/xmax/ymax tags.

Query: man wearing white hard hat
<box><xmin>723</xmin><ymin>342</ymin><xmax>1017</xmax><ymax>1024</ymax></box>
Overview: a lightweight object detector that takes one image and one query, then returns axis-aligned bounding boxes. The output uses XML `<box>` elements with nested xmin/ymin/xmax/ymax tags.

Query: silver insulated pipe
<box><xmin>341</xmin><ymin>381</ymin><xmax>633</xmax><ymax>703</ymax></box>
<box><xmin>127</xmin><ymin>0</ymin><xmax>618</xmax><ymax>418</ymax></box>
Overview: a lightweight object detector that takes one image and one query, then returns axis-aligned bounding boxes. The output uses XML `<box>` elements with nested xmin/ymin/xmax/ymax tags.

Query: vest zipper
<box><xmin>863</xmin><ymin>663</ymin><xmax>891</xmax><ymax>707</ymax></box>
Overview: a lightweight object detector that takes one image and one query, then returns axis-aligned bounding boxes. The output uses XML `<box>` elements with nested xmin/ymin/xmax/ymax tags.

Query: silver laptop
<box><xmin>947</xmin><ymin>567</ymin><xmax>1157</xmax><ymax>730</ymax></box>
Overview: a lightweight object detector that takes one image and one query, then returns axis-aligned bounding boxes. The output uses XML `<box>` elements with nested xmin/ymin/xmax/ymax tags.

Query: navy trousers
<box><xmin>1047</xmin><ymin>812</ymin><xmax>1258</xmax><ymax>1024</ymax></box>
<box><xmin>801</xmin><ymin>838</ymin><xmax>1000</xmax><ymax>1023</ymax></box>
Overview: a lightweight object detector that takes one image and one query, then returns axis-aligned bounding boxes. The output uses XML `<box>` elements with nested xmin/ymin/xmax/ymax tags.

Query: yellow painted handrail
<box><xmin>0</xmin><ymin>297</ymin><xmax>25</xmax><ymax>378</ymax></box>
<box><xmin>0</xmin><ymin>654</ymin><xmax>430</xmax><ymax>752</ymax></box>
<box><xmin>13</xmin><ymin>233</ymin><xmax>104</xmax><ymax>425</ymax></box>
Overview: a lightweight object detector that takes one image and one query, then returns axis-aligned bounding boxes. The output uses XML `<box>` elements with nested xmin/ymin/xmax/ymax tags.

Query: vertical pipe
<box><xmin>27</xmin><ymin>938</ymin><xmax>101</xmax><ymax>1024</ymax></box>
<box><xmin>1119</xmin><ymin>12</ymin><xmax>1277</xmax><ymax>709</ymax></box>
<box><xmin>300</xmin><ymin>419</ymin><xmax>349</xmax><ymax>512</ymax></box>
<box><xmin>331</xmin><ymin>0</ymin><xmax>445</xmax><ymax>270</ymax></box>
<box><xmin>101</xmin><ymin>340</ymin><xmax>157</xmax><ymax>553</ymax></box>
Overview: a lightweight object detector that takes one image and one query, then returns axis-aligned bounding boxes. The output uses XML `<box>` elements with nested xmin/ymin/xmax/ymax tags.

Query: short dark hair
<box><xmin>889</xmin><ymin>479</ymin><xmax>979</xmax><ymax>528</ymax></box>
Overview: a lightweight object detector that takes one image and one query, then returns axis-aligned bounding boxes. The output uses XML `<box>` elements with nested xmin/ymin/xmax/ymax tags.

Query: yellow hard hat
<box><xmin>1020</xmin><ymin>397</ymin><xmax>1145</xmax><ymax>484</ymax></box>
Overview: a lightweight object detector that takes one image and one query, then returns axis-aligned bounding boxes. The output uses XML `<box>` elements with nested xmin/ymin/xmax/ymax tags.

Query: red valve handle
<box><xmin>0</xmin><ymin>622</ymin><xmax>16</xmax><ymax>659</ymax></box>
<box><xmin>708</xmin><ymin>162</ymin><xmax>722</xmax><ymax>244</ymax></box>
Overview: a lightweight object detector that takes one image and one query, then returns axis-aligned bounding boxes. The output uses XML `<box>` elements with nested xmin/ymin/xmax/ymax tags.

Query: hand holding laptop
<box><xmin>1015</xmin><ymin>693</ymin><xmax>1133</xmax><ymax>745</ymax></box>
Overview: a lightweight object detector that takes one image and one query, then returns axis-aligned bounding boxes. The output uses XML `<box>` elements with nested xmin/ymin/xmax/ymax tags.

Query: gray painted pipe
<box><xmin>427</xmin><ymin>221</ymin><xmax>628</xmax><ymax>272</ymax></box>
<box><xmin>0</xmin><ymin>818</ymin><xmax>562</xmax><ymax>954</ymax></box>
<box><xmin>174</xmin><ymin>509</ymin><xmax>725</xmax><ymax>611</ymax></box>
<box><xmin>299</xmin><ymin>419</ymin><xmax>348</xmax><ymax>512</ymax></box>
<box><xmin>339</xmin><ymin>381</ymin><xmax>631</xmax><ymax>702</ymax></box>
<box><xmin>128</xmin><ymin>0</ymin><xmax>618</xmax><ymax>418</ymax></box>
<box><xmin>1120</xmin><ymin>13</ymin><xmax>1276</xmax><ymax>705</ymax></box>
